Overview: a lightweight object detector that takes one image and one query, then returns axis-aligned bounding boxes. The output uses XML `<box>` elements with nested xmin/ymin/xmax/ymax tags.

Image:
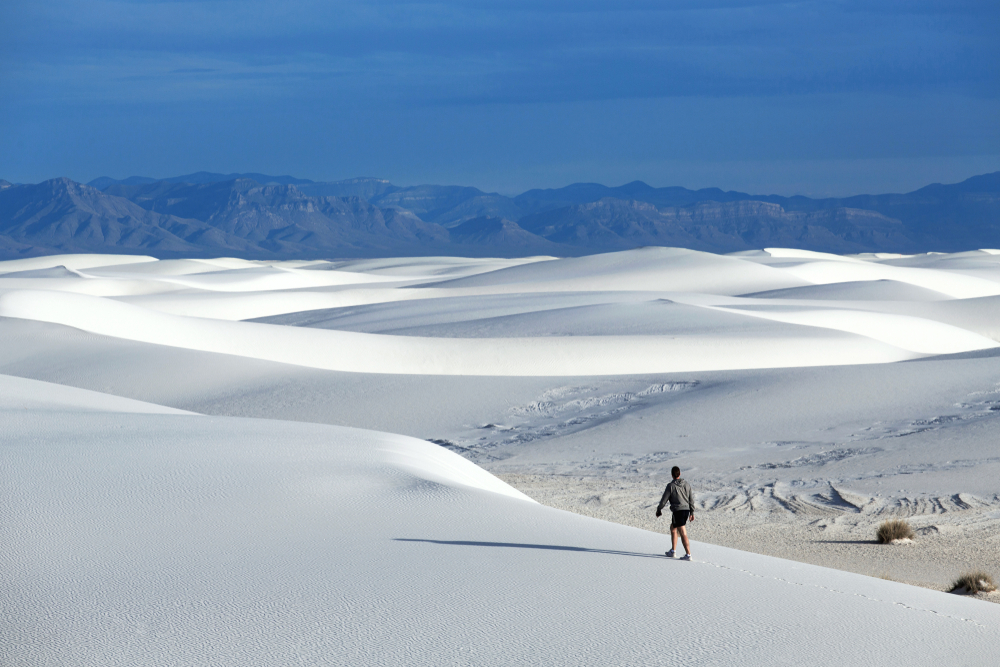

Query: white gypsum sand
<box><xmin>5</xmin><ymin>374</ymin><xmax>1000</xmax><ymax>666</ymax></box>
<box><xmin>3</xmin><ymin>247</ymin><xmax>1000</xmax><ymax>664</ymax></box>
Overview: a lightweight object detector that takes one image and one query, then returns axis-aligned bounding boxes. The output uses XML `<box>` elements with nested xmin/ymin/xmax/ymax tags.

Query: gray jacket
<box><xmin>658</xmin><ymin>478</ymin><xmax>695</xmax><ymax>513</ymax></box>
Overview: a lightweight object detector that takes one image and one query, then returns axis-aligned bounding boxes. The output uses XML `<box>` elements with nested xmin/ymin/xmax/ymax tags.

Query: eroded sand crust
<box><xmin>498</xmin><ymin>473</ymin><xmax>1000</xmax><ymax>600</ymax></box>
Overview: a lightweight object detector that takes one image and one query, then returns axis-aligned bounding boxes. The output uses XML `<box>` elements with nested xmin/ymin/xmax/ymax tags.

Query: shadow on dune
<box><xmin>394</xmin><ymin>538</ymin><xmax>670</xmax><ymax>559</ymax></box>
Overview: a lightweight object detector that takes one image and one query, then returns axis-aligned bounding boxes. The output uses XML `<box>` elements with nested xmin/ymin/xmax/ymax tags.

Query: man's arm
<box><xmin>655</xmin><ymin>484</ymin><xmax>671</xmax><ymax>517</ymax></box>
<box><xmin>685</xmin><ymin>481</ymin><xmax>695</xmax><ymax>521</ymax></box>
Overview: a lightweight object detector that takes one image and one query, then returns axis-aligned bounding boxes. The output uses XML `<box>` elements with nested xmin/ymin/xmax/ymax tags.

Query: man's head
<box><xmin>671</xmin><ymin>466</ymin><xmax>681</xmax><ymax>479</ymax></box>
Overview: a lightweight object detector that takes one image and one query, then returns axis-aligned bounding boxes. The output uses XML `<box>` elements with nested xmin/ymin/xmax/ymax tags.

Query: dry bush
<box><xmin>876</xmin><ymin>519</ymin><xmax>915</xmax><ymax>544</ymax></box>
<box><xmin>950</xmin><ymin>571</ymin><xmax>997</xmax><ymax>595</ymax></box>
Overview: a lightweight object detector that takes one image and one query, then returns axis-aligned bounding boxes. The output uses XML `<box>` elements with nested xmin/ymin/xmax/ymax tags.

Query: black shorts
<box><xmin>671</xmin><ymin>510</ymin><xmax>691</xmax><ymax>528</ymax></box>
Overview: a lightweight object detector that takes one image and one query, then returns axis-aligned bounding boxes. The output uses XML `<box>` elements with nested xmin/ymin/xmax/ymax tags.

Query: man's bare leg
<box><xmin>677</xmin><ymin>525</ymin><xmax>691</xmax><ymax>555</ymax></box>
<box><xmin>670</xmin><ymin>526</ymin><xmax>679</xmax><ymax>552</ymax></box>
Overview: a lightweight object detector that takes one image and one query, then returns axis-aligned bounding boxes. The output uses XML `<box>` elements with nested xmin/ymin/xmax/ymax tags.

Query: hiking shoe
<box><xmin>664</xmin><ymin>550</ymin><xmax>675</xmax><ymax>558</ymax></box>
<box><xmin>679</xmin><ymin>554</ymin><xmax>692</xmax><ymax>561</ymax></box>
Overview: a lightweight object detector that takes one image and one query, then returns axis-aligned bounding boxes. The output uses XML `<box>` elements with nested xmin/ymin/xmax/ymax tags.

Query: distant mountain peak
<box><xmin>43</xmin><ymin>177</ymin><xmax>101</xmax><ymax>194</ymax></box>
<box><xmin>449</xmin><ymin>216</ymin><xmax>558</xmax><ymax>250</ymax></box>
<box><xmin>912</xmin><ymin>170</ymin><xmax>1000</xmax><ymax>195</ymax></box>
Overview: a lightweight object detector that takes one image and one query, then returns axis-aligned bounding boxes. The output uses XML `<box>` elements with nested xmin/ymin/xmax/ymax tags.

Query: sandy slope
<box><xmin>4</xmin><ymin>248</ymin><xmax>1000</xmax><ymax>664</ymax></box>
<box><xmin>4</xmin><ymin>375</ymin><xmax>1000</xmax><ymax>666</ymax></box>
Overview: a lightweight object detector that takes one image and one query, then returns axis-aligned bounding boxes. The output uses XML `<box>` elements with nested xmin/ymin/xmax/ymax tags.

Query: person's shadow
<box><xmin>394</xmin><ymin>538</ymin><xmax>669</xmax><ymax>559</ymax></box>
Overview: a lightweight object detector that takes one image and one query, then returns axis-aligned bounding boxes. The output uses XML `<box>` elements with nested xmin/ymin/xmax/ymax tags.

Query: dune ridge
<box><xmin>3</xmin><ymin>247</ymin><xmax>999</xmax><ymax>375</ymax></box>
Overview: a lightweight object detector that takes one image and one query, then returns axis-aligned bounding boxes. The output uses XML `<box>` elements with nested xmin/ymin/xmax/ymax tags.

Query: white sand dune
<box><xmin>0</xmin><ymin>372</ymin><xmax>193</xmax><ymax>415</ymax></box>
<box><xmin>80</xmin><ymin>258</ymin><xmax>254</xmax><ymax>276</ymax></box>
<box><xmin>432</xmin><ymin>246</ymin><xmax>811</xmax><ymax>294</ymax></box>
<box><xmin>773</xmin><ymin>258</ymin><xmax>1000</xmax><ymax>298</ymax></box>
<box><xmin>0</xmin><ymin>253</ymin><xmax>158</xmax><ymax>273</ymax></box>
<box><xmin>5</xmin><ymin>375</ymin><xmax>1000</xmax><ymax>666</ymax></box>
<box><xmin>706</xmin><ymin>305</ymin><xmax>999</xmax><ymax>355</ymax></box>
<box><xmin>759</xmin><ymin>247</ymin><xmax>871</xmax><ymax>262</ymax></box>
<box><xmin>746</xmin><ymin>279</ymin><xmax>952</xmax><ymax>301</ymax></box>
<box><xmin>94</xmin><ymin>264</ymin><xmax>401</xmax><ymax>292</ymax></box>
<box><xmin>0</xmin><ymin>265</ymin><xmax>397</xmax><ymax>299</ymax></box>
<box><xmin>6</xmin><ymin>247</ymin><xmax>1000</xmax><ymax>665</ymax></box>
<box><xmin>0</xmin><ymin>288</ymin><xmax>925</xmax><ymax>374</ymax></box>
<box><xmin>117</xmin><ymin>288</ymin><xmax>407</xmax><ymax>320</ymax></box>
<box><xmin>4</xmin><ymin>246</ymin><xmax>1000</xmax><ymax>374</ymax></box>
<box><xmin>881</xmin><ymin>295</ymin><xmax>1000</xmax><ymax>341</ymax></box>
<box><xmin>747</xmin><ymin>294</ymin><xmax>1000</xmax><ymax>343</ymax></box>
<box><xmin>0</xmin><ymin>274</ymin><xmax>187</xmax><ymax>297</ymax></box>
<box><xmin>326</xmin><ymin>254</ymin><xmax>553</xmax><ymax>277</ymax></box>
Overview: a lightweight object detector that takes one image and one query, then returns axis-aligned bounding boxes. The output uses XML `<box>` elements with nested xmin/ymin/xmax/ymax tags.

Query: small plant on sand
<box><xmin>876</xmin><ymin>519</ymin><xmax>915</xmax><ymax>544</ymax></box>
<box><xmin>950</xmin><ymin>571</ymin><xmax>997</xmax><ymax>595</ymax></box>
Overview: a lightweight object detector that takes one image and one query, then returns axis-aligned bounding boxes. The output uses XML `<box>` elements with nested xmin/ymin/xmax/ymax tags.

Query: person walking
<box><xmin>656</xmin><ymin>466</ymin><xmax>695</xmax><ymax>560</ymax></box>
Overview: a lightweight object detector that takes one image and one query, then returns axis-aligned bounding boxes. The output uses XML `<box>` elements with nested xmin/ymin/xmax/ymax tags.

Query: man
<box><xmin>655</xmin><ymin>466</ymin><xmax>695</xmax><ymax>560</ymax></box>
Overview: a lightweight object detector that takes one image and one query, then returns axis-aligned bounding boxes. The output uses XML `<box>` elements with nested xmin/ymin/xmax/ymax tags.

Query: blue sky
<box><xmin>2</xmin><ymin>0</ymin><xmax>998</xmax><ymax>196</ymax></box>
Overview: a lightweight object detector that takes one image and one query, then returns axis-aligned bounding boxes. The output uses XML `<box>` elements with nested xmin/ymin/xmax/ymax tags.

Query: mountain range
<box><xmin>1</xmin><ymin>171</ymin><xmax>998</xmax><ymax>259</ymax></box>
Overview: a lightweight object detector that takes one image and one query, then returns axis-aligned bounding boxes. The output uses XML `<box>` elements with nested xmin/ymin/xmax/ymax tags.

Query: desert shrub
<box><xmin>876</xmin><ymin>519</ymin><xmax>915</xmax><ymax>544</ymax></box>
<box><xmin>951</xmin><ymin>571</ymin><xmax>996</xmax><ymax>594</ymax></box>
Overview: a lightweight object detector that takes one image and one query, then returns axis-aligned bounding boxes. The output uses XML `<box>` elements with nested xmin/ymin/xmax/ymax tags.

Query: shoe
<box><xmin>679</xmin><ymin>554</ymin><xmax>692</xmax><ymax>561</ymax></box>
<box><xmin>664</xmin><ymin>550</ymin><xmax>675</xmax><ymax>558</ymax></box>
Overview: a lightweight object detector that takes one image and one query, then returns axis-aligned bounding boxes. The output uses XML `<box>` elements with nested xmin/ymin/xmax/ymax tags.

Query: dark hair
<box><xmin>671</xmin><ymin>466</ymin><xmax>681</xmax><ymax>478</ymax></box>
